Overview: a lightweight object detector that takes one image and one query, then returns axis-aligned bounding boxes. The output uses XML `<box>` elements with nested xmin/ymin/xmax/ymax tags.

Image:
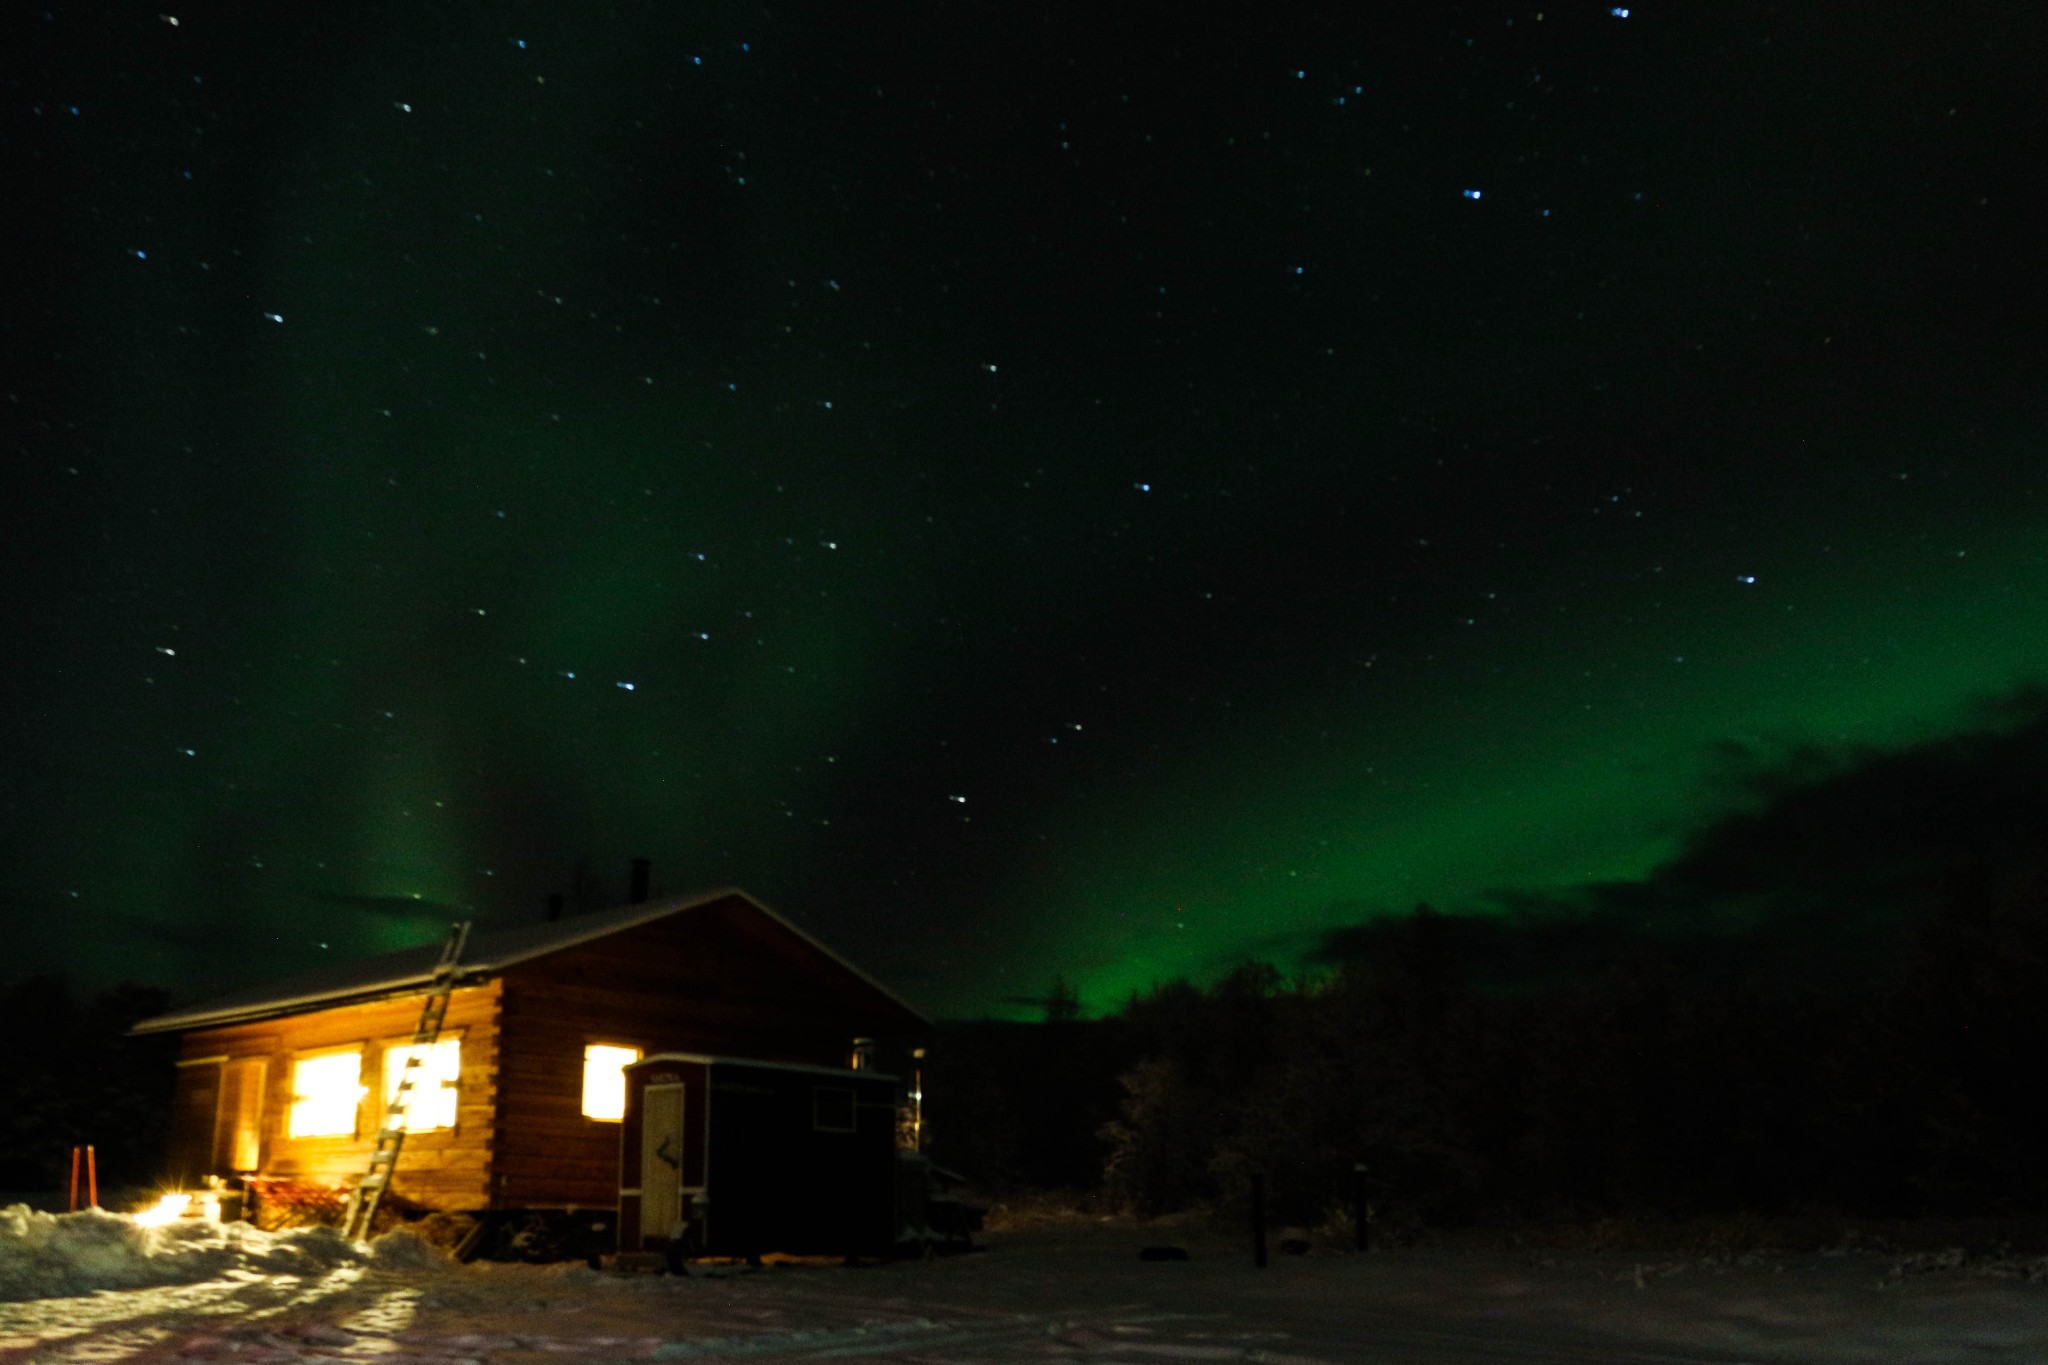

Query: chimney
<box><xmin>629</xmin><ymin>857</ymin><xmax>651</xmax><ymax>904</ymax></box>
<box><xmin>545</xmin><ymin>892</ymin><xmax>565</xmax><ymax>922</ymax></box>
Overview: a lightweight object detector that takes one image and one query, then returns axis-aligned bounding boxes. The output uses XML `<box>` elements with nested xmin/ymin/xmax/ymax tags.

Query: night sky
<box><xmin>12</xmin><ymin>1</ymin><xmax>2048</xmax><ymax>1018</ymax></box>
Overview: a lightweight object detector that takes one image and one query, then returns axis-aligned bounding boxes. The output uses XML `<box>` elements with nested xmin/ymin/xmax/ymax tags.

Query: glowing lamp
<box><xmin>133</xmin><ymin>1193</ymin><xmax>192</xmax><ymax>1227</ymax></box>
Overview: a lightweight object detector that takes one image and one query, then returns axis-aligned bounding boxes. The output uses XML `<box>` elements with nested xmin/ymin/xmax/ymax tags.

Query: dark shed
<box><xmin>618</xmin><ymin>1053</ymin><xmax>901</xmax><ymax>1261</ymax></box>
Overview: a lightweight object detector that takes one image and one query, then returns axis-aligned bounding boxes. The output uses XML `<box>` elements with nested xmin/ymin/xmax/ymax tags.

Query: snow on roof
<box><xmin>131</xmin><ymin>886</ymin><xmax>927</xmax><ymax>1034</ymax></box>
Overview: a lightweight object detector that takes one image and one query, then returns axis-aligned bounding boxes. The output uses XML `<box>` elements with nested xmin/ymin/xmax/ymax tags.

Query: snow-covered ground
<box><xmin>3</xmin><ymin>1205</ymin><xmax>2045</xmax><ymax>1363</ymax></box>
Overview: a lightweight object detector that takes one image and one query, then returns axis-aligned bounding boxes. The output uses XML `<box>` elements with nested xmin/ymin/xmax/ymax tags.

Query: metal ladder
<box><xmin>341</xmin><ymin>920</ymin><xmax>471</xmax><ymax>1240</ymax></box>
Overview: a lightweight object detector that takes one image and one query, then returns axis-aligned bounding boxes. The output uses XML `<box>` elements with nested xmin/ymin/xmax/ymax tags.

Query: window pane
<box><xmin>289</xmin><ymin>1052</ymin><xmax>363</xmax><ymax>1138</ymax></box>
<box><xmin>813</xmin><ymin>1086</ymin><xmax>856</xmax><ymax>1133</ymax></box>
<box><xmin>383</xmin><ymin>1039</ymin><xmax>460</xmax><ymax>1131</ymax></box>
<box><xmin>582</xmin><ymin>1044</ymin><xmax>641</xmax><ymax>1120</ymax></box>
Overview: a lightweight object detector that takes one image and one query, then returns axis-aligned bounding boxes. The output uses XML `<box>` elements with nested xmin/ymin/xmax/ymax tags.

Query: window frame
<box><xmin>377</xmin><ymin>1032</ymin><xmax>464</xmax><ymax>1135</ymax></box>
<box><xmin>287</xmin><ymin>1046</ymin><xmax>367</xmax><ymax>1141</ymax></box>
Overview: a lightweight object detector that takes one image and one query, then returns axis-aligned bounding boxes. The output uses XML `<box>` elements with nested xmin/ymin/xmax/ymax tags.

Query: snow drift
<box><xmin>0</xmin><ymin>1205</ymin><xmax>439</xmax><ymax>1301</ymax></box>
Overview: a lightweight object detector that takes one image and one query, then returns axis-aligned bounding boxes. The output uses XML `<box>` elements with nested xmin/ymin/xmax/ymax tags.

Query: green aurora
<box><xmin>14</xmin><ymin>1</ymin><xmax>2048</xmax><ymax>1018</ymax></box>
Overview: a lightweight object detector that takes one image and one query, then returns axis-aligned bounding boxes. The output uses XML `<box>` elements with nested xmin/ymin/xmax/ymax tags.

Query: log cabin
<box><xmin>130</xmin><ymin>886</ymin><xmax>928</xmax><ymax>1229</ymax></box>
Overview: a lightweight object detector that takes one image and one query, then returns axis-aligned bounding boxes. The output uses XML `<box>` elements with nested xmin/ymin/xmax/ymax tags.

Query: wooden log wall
<box><xmin>492</xmin><ymin>897</ymin><xmax>924</xmax><ymax>1209</ymax></box>
<box><xmin>170</xmin><ymin>981</ymin><xmax>503</xmax><ymax>1212</ymax></box>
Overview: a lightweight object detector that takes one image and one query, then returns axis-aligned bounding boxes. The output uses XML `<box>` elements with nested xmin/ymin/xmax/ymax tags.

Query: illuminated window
<box><xmin>582</xmin><ymin>1044</ymin><xmax>641</xmax><ymax>1120</ymax></box>
<box><xmin>288</xmin><ymin>1051</ymin><xmax>365</xmax><ymax>1138</ymax></box>
<box><xmin>382</xmin><ymin>1038</ymin><xmax>461</xmax><ymax>1131</ymax></box>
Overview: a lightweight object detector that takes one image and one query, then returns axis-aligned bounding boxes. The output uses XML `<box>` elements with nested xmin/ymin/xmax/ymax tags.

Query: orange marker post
<box><xmin>67</xmin><ymin>1147</ymin><xmax>80</xmax><ymax>1213</ymax></box>
<box><xmin>86</xmin><ymin>1146</ymin><xmax>97</xmax><ymax>1209</ymax></box>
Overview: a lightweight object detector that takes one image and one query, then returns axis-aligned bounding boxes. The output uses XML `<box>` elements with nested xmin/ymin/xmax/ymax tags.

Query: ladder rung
<box><xmin>340</xmin><ymin>919</ymin><xmax>469</xmax><ymax>1232</ymax></box>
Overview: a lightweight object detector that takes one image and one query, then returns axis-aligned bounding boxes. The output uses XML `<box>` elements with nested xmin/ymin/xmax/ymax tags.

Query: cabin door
<box><xmin>640</xmin><ymin>1083</ymin><xmax>686</xmax><ymax>1244</ymax></box>
<box><xmin>217</xmin><ymin>1058</ymin><xmax>266</xmax><ymax>1173</ymax></box>
<box><xmin>170</xmin><ymin>1057</ymin><xmax>268</xmax><ymax>1185</ymax></box>
<box><xmin>167</xmin><ymin>1059</ymin><xmax>225</xmax><ymax>1187</ymax></box>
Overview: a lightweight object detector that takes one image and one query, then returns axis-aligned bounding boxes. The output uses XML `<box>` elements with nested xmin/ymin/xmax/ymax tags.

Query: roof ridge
<box><xmin>131</xmin><ymin>887</ymin><xmax>927</xmax><ymax>1033</ymax></box>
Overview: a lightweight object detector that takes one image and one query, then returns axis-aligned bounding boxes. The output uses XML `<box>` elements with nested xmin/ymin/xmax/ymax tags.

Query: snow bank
<box><xmin>0</xmin><ymin>1205</ymin><xmax>438</xmax><ymax>1301</ymax></box>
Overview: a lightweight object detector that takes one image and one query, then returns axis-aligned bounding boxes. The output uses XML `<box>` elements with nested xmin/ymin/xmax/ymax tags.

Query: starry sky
<box><xmin>11</xmin><ymin>1</ymin><xmax>2048</xmax><ymax>1018</ymax></box>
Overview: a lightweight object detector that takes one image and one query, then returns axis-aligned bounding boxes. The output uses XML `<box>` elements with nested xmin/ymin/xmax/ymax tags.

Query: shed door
<box><xmin>640</xmin><ymin>1083</ymin><xmax>687</xmax><ymax>1242</ymax></box>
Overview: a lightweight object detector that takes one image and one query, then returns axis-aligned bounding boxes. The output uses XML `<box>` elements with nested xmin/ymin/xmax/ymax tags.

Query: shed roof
<box><xmin>629</xmin><ymin>1052</ymin><xmax>900</xmax><ymax>1083</ymax></box>
<box><xmin>131</xmin><ymin>887</ymin><xmax>927</xmax><ymax>1034</ymax></box>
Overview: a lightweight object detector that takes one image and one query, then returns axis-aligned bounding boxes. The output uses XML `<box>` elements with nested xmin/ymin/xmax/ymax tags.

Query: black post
<box><xmin>1251</xmin><ymin>1173</ymin><xmax>1268</xmax><ymax>1269</ymax></box>
<box><xmin>629</xmin><ymin>857</ymin><xmax>651</xmax><ymax>904</ymax></box>
<box><xmin>545</xmin><ymin>892</ymin><xmax>564</xmax><ymax>922</ymax></box>
<box><xmin>1353</xmin><ymin>1163</ymin><xmax>1369</xmax><ymax>1252</ymax></box>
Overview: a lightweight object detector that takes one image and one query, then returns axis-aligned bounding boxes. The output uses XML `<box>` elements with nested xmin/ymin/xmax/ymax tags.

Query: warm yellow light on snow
<box><xmin>133</xmin><ymin>1193</ymin><xmax>192</xmax><ymax>1227</ymax></box>
<box><xmin>582</xmin><ymin>1044</ymin><xmax>641</xmax><ymax>1120</ymax></box>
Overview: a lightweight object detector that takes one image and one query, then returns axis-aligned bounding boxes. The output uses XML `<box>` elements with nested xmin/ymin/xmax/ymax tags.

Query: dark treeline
<box><xmin>925</xmin><ymin>697</ymin><xmax>2048</xmax><ymax>1229</ymax></box>
<box><xmin>927</xmin><ymin>880</ymin><xmax>2048</xmax><ymax>1228</ymax></box>
<box><xmin>0</xmin><ymin>978</ymin><xmax>176</xmax><ymax>1195</ymax></box>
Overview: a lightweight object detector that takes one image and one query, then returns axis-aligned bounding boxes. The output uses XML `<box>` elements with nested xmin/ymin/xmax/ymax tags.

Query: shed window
<box><xmin>288</xmin><ymin>1051</ymin><xmax>365</xmax><ymax>1138</ymax></box>
<box><xmin>582</xmin><ymin>1044</ymin><xmax>642</xmax><ymax>1121</ymax></box>
<box><xmin>813</xmin><ymin>1086</ymin><xmax>856</xmax><ymax>1133</ymax></box>
<box><xmin>382</xmin><ymin>1038</ymin><xmax>461</xmax><ymax>1131</ymax></box>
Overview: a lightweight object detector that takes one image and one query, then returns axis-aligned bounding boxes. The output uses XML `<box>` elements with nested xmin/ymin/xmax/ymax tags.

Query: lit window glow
<box><xmin>382</xmin><ymin>1039</ymin><xmax>461</xmax><ymax>1131</ymax></box>
<box><xmin>582</xmin><ymin>1044</ymin><xmax>641</xmax><ymax>1120</ymax></box>
<box><xmin>289</xmin><ymin>1052</ymin><xmax>365</xmax><ymax>1137</ymax></box>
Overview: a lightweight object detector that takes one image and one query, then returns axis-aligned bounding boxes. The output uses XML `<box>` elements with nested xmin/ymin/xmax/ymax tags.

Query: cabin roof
<box><xmin>131</xmin><ymin>887</ymin><xmax>928</xmax><ymax>1035</ymax></box>
<box><xmin>629</xmin><ymin>1052</ymin><xmax>900</xmax><ymax>1083</ymax></box>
